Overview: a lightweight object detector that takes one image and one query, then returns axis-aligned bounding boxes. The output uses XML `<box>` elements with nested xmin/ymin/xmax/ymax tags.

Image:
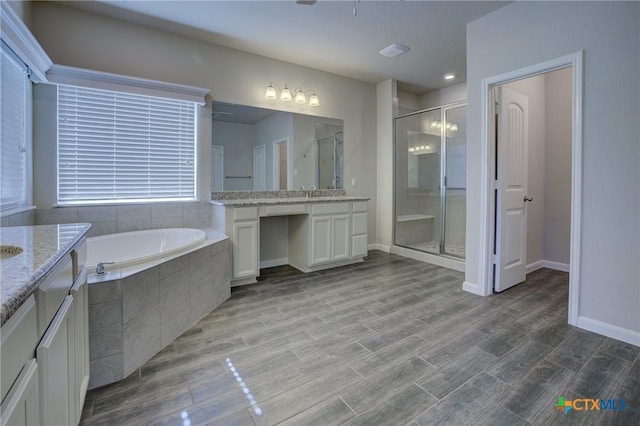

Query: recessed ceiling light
<box><xmin>379</xmin><ymin>43</ymin><xmax>410</xmax><ymax>58</ymax></box>
<box><xmin>444</xmin><ymin>73</ymin><xmax>455</xmax><ymax>80</ymax></box>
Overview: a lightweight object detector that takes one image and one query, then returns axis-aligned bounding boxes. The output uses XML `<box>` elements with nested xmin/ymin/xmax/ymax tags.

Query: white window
<box><xmin>0</xmin><ymin>41</ymin><xmax>32</xmax><ymax>212</ymax></box>
<box><xmin>57</xmin><ymin>85</ymin><xmax>198</xmax><ymax>205</ymax></box>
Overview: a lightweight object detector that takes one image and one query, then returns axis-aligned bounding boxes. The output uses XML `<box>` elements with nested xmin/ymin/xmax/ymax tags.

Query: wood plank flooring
<box><xmin>80</xmin><ymin>251</ymin><xmax>639</xmax><ymax>425</ymax></box>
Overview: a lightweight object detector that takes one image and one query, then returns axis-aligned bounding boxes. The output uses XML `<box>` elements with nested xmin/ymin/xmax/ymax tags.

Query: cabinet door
<box><xmin>37</xmin><ymin>296</ymin><xmax>76</xmax><ymax>426</ymax></box>
<box><xmin>0</xmin><ymin>359</ymin><xmax>39</xmax><ymax>426</ymax></box>
<box><xmin>310</xmin><ymin>216</ymin><xmax>332</xmax><ymax>265</ymax></box>
<box><xmin>331</xmin><ymin>215</ymin><xmax>350</xmax><ymax>261</ymax></box>
<box><xmin>70</xmin><ymin>269</ymin><xmax>89</xmax><ymax>422</ymax></box>
<box><xmin>232</xmin><ymin>220</ymin><xmax>259</xmax><ymax>279</ymax></box>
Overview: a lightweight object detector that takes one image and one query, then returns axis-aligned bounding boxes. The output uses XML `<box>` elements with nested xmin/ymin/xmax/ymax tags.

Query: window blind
<box><xmin>57</xmin><ymin>85</ymin><xmax>197</xmax><ymax>205</ymax></box>
<box><xmin>0</xmin><ymin>42</ymin><xmax>30</xmax><ymax>212</ymax></box>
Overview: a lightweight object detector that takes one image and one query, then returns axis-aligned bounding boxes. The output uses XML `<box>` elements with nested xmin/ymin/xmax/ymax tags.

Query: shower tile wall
<box><xmin>33</xmin><ymin>202</ymin><xmax>212</xmax><ymax>236</ymax></box>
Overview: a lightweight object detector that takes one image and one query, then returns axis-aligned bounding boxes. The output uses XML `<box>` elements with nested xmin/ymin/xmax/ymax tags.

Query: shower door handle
<box><xmin>524</xmin><ymin>196</ymin><xmax>533</xmax><ymax>203</ymax></box>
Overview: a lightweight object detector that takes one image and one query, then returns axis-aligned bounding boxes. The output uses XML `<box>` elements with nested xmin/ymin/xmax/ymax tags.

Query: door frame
<box><xmin>478</xmin><ymin>51</ymin><xmax>583</xmax><ymax>325</ymax></box>
<box><xmin>273</xmin><ymin>138</ymin><xmax>291</xmax><ymax>190</ymax></box>
<box><xmin>253</xmin><ymin>144</ymin><xmax>266</xmax><ymax>190</ymax></box>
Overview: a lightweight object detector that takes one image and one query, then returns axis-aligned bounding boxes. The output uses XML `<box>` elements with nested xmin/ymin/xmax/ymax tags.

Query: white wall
<box><xmin>544</xmin><ymin>67</ymin><xmax>572</xmax><ymax>265</ymax></box>
<box><xmin>467</xmin><ymin>1</ymin><xmax>640</xmax><ymax>341</ymax></box>
<box><xmin>211</xmin><ymin>121</ymin><xmax>256</xmax><ymax>191</ymax></box>
<box><xmin>29</xmin><ymin>2</ymin><xmax>378</xmax><ymax>239</ymax></box>
<box><xmin>419</xmin><ymin>82</ymin><xmax>467</xmax><ymax>109</ymax></box>
<box><xmin>504</xmin><ymin>75</ymin><xmax>547</xmax><ymax>266</ymax></box>
<box><xmin>376</xmin><ymin>79</ymin><xmax>396</xmax><ymax>250</ymax></box>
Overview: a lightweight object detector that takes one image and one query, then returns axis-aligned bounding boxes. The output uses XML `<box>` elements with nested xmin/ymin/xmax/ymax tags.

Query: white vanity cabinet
<box><xmin>308</xmin><ymin>203</ymin><xmax>351</xmax><ymax>265</ymax></box>
<box><xmin>351</xmin><ymin>201</ymin><xmax>368</xmax><ymax>257</ymax></box>
<box><xmin>212</xmin><ymin>205</ymin><xmax>260</xmax><ymax>284</ymax></box>
<box><xmin>212</xmin><ymin>199</ymin><xmax>368</xmax><ymax>286</ymax></box>
<box><xmin>0</xmin><ymin>235</ymin><xmax>88</xmax><ymax>426</ymax></box>
<box><xmin>0</xmin><ymin>297</ymin><xmax>39</xmax><ymax>426</ymax></box>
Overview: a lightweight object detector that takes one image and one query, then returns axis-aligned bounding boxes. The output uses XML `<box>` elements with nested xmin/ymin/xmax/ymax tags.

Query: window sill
<box><xmin>53</xmin><ymin>199</ymin><xmax>200</xmax><ymax>208</ymax></box>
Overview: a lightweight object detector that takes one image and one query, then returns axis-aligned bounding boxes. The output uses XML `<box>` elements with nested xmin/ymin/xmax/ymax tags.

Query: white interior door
<box><xmin>494</xmin><ymin>86</ymin><xmax>529</xmax><ymax>292</ymax></box>
<box><xmin>211</xmin><ymin>145</ymin><xmax>224</xmax><ymax>191</ymax></box>
<box><xmin>253</xmin><ymin>145</ymin><xmax>266</xmax><ymax>190</ymax></box>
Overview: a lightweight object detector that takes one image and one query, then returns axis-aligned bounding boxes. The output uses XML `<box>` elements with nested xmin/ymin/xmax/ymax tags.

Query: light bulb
<box><xmin>294</xmin><ymin>89</ymin><xmax>306</xmax><ymax>104</ymax></box>
<box><xmin>308</xmin><ymin>93</ymin><xmax>320</xmax><ymax>107</ymax></box>
<box><xmin>451</xmin><ymin>124</ymin><xmax>458</xmax><ymax>131</ymax></box>
<box><xmin>280</xmin><ymin>85</ymin><xmax>292</xmax><ymax>101</ymax></box>
<box><xmin>431</xmin><ymin>119</ymin><xmax>438</xmax><ymax>129</ymax></box>
<box><xmin>408</xmin><ymin>147</ymin><xmax>414</xmax><ymax>153</ymax></box>
<box><xmin>446</xmin><ymin>122</ymin><xmax>452</xmax><ymax>130</ymax></box>
<box><xmin>265</xmin><ymin>84</ymin><xmax>277</xmax><ymax>100</ymax></box>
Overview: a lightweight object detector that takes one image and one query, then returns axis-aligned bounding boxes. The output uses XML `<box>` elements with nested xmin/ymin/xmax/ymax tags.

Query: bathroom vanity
<box><xmin>0</xmin><ymin>224</ymin><xmax>91</xmax><ymax>426</ymax></box>
<box><xmin>211</xmin><ymin>192</ymin><xmax>369</xmax><ymax>286</ymax></box>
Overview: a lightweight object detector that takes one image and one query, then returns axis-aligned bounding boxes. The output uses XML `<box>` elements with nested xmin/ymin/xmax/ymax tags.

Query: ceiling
<box><xmin>61</xmin><ymin>0</ymin><xmax>509</xmax><ymax>94</ymax></box>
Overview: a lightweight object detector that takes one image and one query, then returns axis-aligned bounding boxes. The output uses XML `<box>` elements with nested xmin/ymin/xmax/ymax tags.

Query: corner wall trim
<box><xmin>526</xmin><ymin>260</ymin><xmax>570</xmax><ymax>274</ymax></box>
<box><xmin>463</xmin><ymin>281</ymin><xmax>483</xmax><ymax>296</ymax></box>
<box><xmin>577</xmin><ymin>316</ymin><xmax>640</xmax><ymax>347</ymax></box>
<box><xmin>368</xmin><ymin>243</ymin><xmax>391</xmax><ymax>253</ymax></box>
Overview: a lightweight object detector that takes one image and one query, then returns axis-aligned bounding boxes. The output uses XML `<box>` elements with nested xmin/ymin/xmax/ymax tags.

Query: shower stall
<box><xmin>317</xmin><ymin>131</ymin><xmax>344</xmax><ymax>189</ymax></box>
<box><xmin>394</xmin><ymin>103</ymin><xmax>466</xmax><ymax>259</ymax></box>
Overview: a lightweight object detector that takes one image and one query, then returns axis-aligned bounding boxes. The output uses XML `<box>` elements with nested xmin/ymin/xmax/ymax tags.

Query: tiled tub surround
<box><xmin>87</xmin><ymin>234</ymin><xmax>231</xmax><ymax>389</ymax></box>
<box><xmin>0</xmin><ymin>223</ymin><xmax>91</xmax><ymax>325</ymax></box>
<box><xmin>34</xmin><ymin>202</ymin><xmax>212</xmax><ymax>238</ymax></box>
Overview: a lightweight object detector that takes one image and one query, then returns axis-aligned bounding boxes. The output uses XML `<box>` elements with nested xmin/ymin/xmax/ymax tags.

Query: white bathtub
<box><xmin>86</xmin><ymin>228</ymin><xmax>206</xmax><ymax>270</ymax></box>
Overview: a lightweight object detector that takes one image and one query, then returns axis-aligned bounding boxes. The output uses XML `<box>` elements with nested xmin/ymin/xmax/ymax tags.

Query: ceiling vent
<box><xmin>296</xmin><ymin>1</ymin><xmax>317</xmax><ymax>5</ymax></box>
<box><xmin>379</xmin><ymin>43</ymin><xmax>410</xmax><ymax>58</ymax></box>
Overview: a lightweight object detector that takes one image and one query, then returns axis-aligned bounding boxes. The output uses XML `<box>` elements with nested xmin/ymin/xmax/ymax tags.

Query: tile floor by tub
<box><xmin>80</xmin><ymin>251</ymin><xmax>639</xmax><ymax>426</ymax></box>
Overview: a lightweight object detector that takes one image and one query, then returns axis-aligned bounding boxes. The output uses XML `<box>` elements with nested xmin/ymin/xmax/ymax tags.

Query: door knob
<box><xmin>524</xmin><ymin>196</ymin><xmax>533</xmax><ymax>203</ymax></box>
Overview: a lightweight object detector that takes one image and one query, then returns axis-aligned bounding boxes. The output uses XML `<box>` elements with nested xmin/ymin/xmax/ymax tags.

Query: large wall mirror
<box><xmin>211</xmin><ymin>102</ymin><xmax>344</xmax><ymax>191</ymax></box>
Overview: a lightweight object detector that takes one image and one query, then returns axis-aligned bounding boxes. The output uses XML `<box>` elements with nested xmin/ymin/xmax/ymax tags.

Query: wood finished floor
<box><xmin>80</xmin><ymin>251</ymin><xmax>640</xmax><ymax>426</ymax></box>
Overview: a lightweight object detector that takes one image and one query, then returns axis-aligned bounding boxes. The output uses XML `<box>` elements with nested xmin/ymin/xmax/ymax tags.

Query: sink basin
<box><xmin>1</xmin><ymin>245</ymin><xmax>23</xmax><ymax>260</ymax></box>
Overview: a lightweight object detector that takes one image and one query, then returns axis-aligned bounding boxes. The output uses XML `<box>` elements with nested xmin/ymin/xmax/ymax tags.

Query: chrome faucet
<box><xmin>96</xmin><ymin>261</ymin><xmax>115</xmax><ymax>275</ymax></box>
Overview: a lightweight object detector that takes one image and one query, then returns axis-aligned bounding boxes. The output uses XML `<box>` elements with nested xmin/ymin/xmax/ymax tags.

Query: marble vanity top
<box><xmin>210</xmin><ymin>195</ymin><xmax>369</xmax><ymax>207</ymax></box>
<box><xmin>0</xmin><ymin>223</ymin><xmax>91</xmax><ymax>326</ymax></box>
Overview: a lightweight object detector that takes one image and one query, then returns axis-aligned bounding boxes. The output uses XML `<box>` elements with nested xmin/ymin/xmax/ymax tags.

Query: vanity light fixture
<box><xmin>294</xmin><ymin>88</ymin><xmax>306</xmax><ymax>104</ymax></box>
<box><xmin>264</xmin><ymin>83</ymin><xmax>277</xmax><ymax>100</ymax></box>
<box><xmin>280</xmin><ymin>85</ymin><xmax>292</xmax><ymax>101</ymax></box>
<box><xmin>265</xmin><ymin>82</ymin><xmax>320</xmax><ymax>107</ymax></box>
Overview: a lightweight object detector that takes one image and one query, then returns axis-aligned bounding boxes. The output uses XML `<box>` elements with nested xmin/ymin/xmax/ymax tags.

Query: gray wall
<box><xmin>544</xmin><ymin>67</ymin><xmax>572</xmax><ymax>265</ymax></box>
<box><xmin>466</xmin><ymin>1</ymin><xmax>640</xmax><ymax>337</ymax></box>
<box><xmin>28</xmin><ymin>1</ymin><xmax>378</xmax><ymax>240</ymax></box>
<box><xmin>212</xmin><ymin>121</ymin><xmax>257</xmax><ymax>191</ymax></box>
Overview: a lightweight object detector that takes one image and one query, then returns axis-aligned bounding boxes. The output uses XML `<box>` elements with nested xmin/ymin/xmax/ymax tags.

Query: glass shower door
<box><xmin>443</xmin><ymin>104</ymin><xmax>466</xmax><ymax>258</ymax></box>
<box><xmin>394</xmin><ymin>108</ymin><xmax>442</xmax><ymax>254</ymax></box>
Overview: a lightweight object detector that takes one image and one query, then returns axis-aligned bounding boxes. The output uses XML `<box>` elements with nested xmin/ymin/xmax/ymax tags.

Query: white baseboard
<box><xmin>463</xmin><ymin>280</ymin><xmax>484</xmax><ymax>296</ymax></box>
<box><xmin>526</xmin><ymin>259</ymin><xmax>570</xmax><ymax>274</ymax></box>
<box><xmin>260</xmin><ymin>257</ymin><xmax>288</xmax><ymax>269</ymax></box>
<box><xmin>390</xmin><ymin>245</ymin><xmax>465</xmax><ymax>272</ymax></box>
<box><xmin>577</xmin><ymin>316</ymin><xmax>640</xmax><ymax>347</ymax></box>
<box><xmin>368</xmin><ymin>243</ymin><xmax>391</xmax><ymax>253</ymax></box>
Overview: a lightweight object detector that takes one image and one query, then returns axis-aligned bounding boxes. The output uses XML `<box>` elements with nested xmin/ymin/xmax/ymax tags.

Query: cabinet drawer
<box><xmin>1</xmin><ymin>296</ymin><xmax>38</xmax><ymax>402</ymax></box>
<box><xmin>233</xmin><ymin>206</ymin><xmax>259</xmax><ymax>221</ymax></box>
<box><xmin>352</xmin><ymin>212</ymin><xmax>368</xmax><ymax>235</ymax></box>
<box><xmin>263</xmin><ymin>204</ymin><xmax>307</xmax><ymax>216</ymax></box>
<box><xmin>311</xmin><ymin>203</ymin><xmax>350</xmax><ymax>215</ymax></box>
<box><xmin>352</xmin><ymin>201</ymin><xmax>368</xmax><ymax>213</ymax></box>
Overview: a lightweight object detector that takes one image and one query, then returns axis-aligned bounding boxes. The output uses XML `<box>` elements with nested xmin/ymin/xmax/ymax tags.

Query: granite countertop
<box><xmin>210</xmin><ymin>196</ymin><xmax>370</xmax><ymax>207</ymax></box>
<box><xmin>1</xmin><ymin>223</ymin><xmax>91</xmax><ymax>326</ymax></box>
